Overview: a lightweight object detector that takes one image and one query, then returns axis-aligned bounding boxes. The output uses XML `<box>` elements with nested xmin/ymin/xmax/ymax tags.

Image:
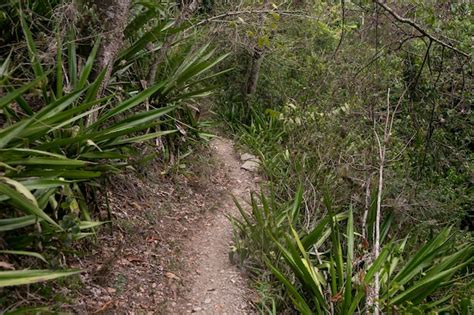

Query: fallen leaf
<box><xmin>146</xmin><ymin>236</ymin><xmax>159</xmax><ymax>243</ymax></box>
<box><xmin>125</xmin><ymin>255</ymin><xmax>145</xmax><ymax>263</ymax></box>
<box><xmin>106</xmin><ymin>287</ymin><xmax>116</xmax><ymax>294</ymax></box>
<box><xmin>165</xmin><ymin>272</ymin><xmax>180</xmax><ymax>281</ymax></box>
<box><xmin>330</xmin><ymin>291</ymin><xmax>343</xmax><ymax>302</ymax></box>
<box><xmin>92</xmin><ymin>300</ymin><xmax>113</xmax><ymax>314</ymax></box>
<box><xmin>130</xmin><ymin>201</ymin><xmax>142</xmax><ymax>210</ymax></box>
<box><xmin>0</xmin><ymin>261</ymin><xmax>15</xmax><ymax>270</ymax></box>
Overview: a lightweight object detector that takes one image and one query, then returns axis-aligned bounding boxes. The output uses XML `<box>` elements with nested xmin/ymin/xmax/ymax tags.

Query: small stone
<box><xmin>241</xmin><ymin>160</ymin><xmax>259</xmax><ymax>172</ymax></box>
<box><xmin>241</xmin><ymin>153</ymin><xmax>257</xmax><ymax>161</ymax></box>
<box><xmin>192</xmin><ymin>307</ymin><xmax>202</xmax><ymax>312</ymax></box>
<box><xmin>204</xmin><ymin>298</ymin><xmax>211</xmax><ymax>304</ymax></box>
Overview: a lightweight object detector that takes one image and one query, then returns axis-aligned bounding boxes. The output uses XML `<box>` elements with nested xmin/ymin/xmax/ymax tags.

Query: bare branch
<box><xmin>373</xmin><ymin>0</ymin><xmax>470</xmax><ymax>58</ymax></box>
<box><xmin>334</xmin><ymin>0</ymin><xmax>346</xmax><ymax>57</ymax></box>
<box><xmin>186</xmin><ymin>10</ymin><xmax>314</xmax><ymax>30</ymax></box>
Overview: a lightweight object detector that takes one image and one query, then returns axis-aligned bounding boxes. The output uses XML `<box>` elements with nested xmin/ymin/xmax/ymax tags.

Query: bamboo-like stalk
<box><xmin>367</xmin><ymin>89</ymin><xmax>391</xmax><ymax>314</ymax></box>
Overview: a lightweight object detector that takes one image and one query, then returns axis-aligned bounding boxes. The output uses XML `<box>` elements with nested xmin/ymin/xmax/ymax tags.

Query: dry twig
<box><xmin>374</xmin><ymin>0</ymin><xmax>470</xmax><ymax>58</ymax></box>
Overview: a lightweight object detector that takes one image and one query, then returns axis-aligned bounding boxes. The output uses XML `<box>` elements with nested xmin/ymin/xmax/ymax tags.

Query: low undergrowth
<box><xmin>214</xmin><ymin>1</ymin><xmax>473</xmax><ymax>313</ymax></box>
<box><xmin>0</xmin><ymin>0</ymin><xmax>226</xmax><ymax>309</ymax></box>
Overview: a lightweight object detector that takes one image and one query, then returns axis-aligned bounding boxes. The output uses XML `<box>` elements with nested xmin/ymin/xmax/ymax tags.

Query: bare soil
<box><xmin>67</xmin><ymin>137</ymin><xmax>257</xmax><ymax>314</ymax></box>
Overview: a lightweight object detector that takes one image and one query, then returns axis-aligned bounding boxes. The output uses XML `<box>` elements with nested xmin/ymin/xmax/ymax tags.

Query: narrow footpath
<box><xmin>170</xmin><ymin>138</ymin><xmax>256</xmax><ymax>314</ymax></box>
<box><xmin>70</xmin><ymin>137</ymin><xmax>257</xmax><ymax>314</ymax></box>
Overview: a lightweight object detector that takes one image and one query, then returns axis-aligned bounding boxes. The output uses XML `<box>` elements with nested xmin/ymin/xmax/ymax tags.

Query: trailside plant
<box><xmin>231</xmin><ymin>190</ymin><xmax>473</xmax><ymax>314</ymax></box>
<box><xmin>0</xmin><ymin>3</ymin><xmax>227</xmax><ymax>289</ymax></box>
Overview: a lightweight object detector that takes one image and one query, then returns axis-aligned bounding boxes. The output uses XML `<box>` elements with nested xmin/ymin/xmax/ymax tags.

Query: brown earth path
<box><xmin>169</xmin><ymin>137</ymin><xmax>257</xmax><ymax>314</ymax></box>
<box><xmin>68</xmin><ymin>137</ymin><xmax>257</xmax><ymax>314</ymax></box>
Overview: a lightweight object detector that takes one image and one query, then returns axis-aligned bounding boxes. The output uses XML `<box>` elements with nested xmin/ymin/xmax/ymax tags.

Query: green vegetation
<box><xmin>232</xmin><ymin>191</ymin><xmax>473</xmax><ymax>313</ymax></box>
<box><xmin>1</xmin><ymin>0</ymin><xmax>472</xmax><ymax>313</ymax></box>
<box><xmin>214</xmin><ymin>0</ymin><xmax>473</xmax><ymax>313</ymax></box>
<box><xmin>0</xmin><ymin>0</ymin><xmax>225</xmax><ymax>293</ymax></box>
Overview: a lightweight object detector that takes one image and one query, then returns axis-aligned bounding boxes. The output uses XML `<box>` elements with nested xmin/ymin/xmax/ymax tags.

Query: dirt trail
<box><xmin>171</xmin><ymin>137</ymin><xmax>256</xmax><ymax>314</ymax></box>
<box><xmin>69</xmin><ymin>137</ymin><xmax>256</xmax><ymax>314</ymax></box>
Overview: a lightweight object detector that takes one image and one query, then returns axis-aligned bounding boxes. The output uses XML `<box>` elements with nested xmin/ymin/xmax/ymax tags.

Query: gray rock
<box><xmin>240</xmin><ymin>153</ymin><xmax>257</xmax><ymax>161</ymax></box>
<box><xmin>241</xmin><ymin>160</ymin><xmax>259</xmax><ymax>172</ymax></box>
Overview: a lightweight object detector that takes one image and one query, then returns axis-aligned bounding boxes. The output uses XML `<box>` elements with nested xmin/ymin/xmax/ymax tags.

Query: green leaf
<box><xmin>0</xmin><ymin>75</ymin><xmax>46</xmax><ymax>110</ymax></box>
<box><xmin>116</xmin><ymin>21</ymin><xmax>179</xmax><ymax>63</ymax></box>
<box><xmin>0</xmin><ymin>179</ymin><xmax>67</xmax><ymax>202</ymax></box>
<box><xmin>0</xmin><ymin>250</ymin><xmax>47</xmax><ymax>263</ymax></box>
<box><xmin>4</xmin><ymin>85</ymin><xmax>33</xmax><ymax>115</ymax></box>
<box><xmin>0</xmin><ymin>215</ymin><xmax>39</xmax><ymax>232</ymax></box>
<box><xmin>68</xmin><ymin>29</ymin><xmax>77</xmax><ymax>87</ymax></box>
<box><xmin>95</xmin><ymin>106</ymin><xmax>175</xmax><ymax>140</ymax></box>
<box><xmin>19</xmin><ymin>9</ymin><xmax>44</xmax><ymax>78</ymax></box>
<box><xmin>391</xmin><ymin>227</ymin><xmax>452</xmax><ymax>287</ymax></box>
<box><xmin>0</xmin><ymin>177</ymin><xmax>60</xmax><ymax>228</ymax></box>
<box><xmin>365</xmin><ymin>245</ymin><xmax>391</xmax><ymax>283</ymax></box>
<box><xmin>84</xmin><ymin>68</ymin><xmax>107</xmax><ymax>103</ymax></box>
<box><xmin>0</xmin><ymin>50</ymin><xmax>12</xmax><ymax>81</ymax></box>
<box><xmin>0</xmin><ymin>119</ymin><xmax>33</xmax><ymax>149</ymax></box>
<box><xmin>0</xmin><ymin>148</ymin><xmax>70</xmax><ymax>159</ymax></box>
<box><xmin>7</xmin><ymin>158</ymin><xmax>89</xmax><ymax>167</ymax></box>
<box><xmin>390</xmin><ymin>257</ymin><xmax>473</xmax><ymax>305</ymax></box>
<box><xmin>0</xmin><ymin>269</ymin><xmax>80</xmax><ymax>287</ymax></box>
<box><xmin>343</xmin><ymin>205</ymin><xmax>354</xmax><ymax>312</ymax></box>
<box><xmin>264</xmin><ymin>257</ymin><xmax>314</xmax><ymax>315</ymax></box>
<box><xmin>77</xmin><ymin>37</ymin><xmax>101</xmax><ymax>90</ymax></box>
<box><xmin>290</xmin><ymin>185</ymin><xmax>303</xmax><ymax>224</ymax></box>
<box><xmin>78</xmin><ymin>221</ymin><xmax>105</xmax><ymax>230</ymax></box>
<box><xmin>55</xmin><ymin>32</ymin><xmax>63</xmax><ymax>98</ymax></box>
<box><xmin>34</xmin><ymin>89</ymin><xmax>84</xmax><ymax>121</ymax></box>
<box><xmin>13</xmin><ymin>170</ymin><xmax>101</xmax><ymax>179</ymax></box>
<box><xmin>302</xmin><ymin>212</ymin><xmax>347</xmax><ymax>250</ymax></box>
<box><xmin>105</xmin><ymin>130</ymin><xmax>176</xmax><ymax>147</ymax></box>
<box><xmin>90</xmin><ymin>81</ymin><xmax>167</xmax><ymax>127</ymax></box>
<box><xmin>125</xmin><ymin>7</ymin><xmax>157</xmax><ymax>37</ymax></box>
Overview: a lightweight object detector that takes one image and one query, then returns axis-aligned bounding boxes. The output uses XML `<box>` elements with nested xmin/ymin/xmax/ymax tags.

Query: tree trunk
<box><xmin>87</xmin><ymin>0</ymin><xmax>131</xmax><ymax>124</ymax></box>
<box><xmin>244</xmin><ymin>0</ymin><xmax>269</xmax><ymax>96</ymax></box>
<box><xmin>245</xmin><ymin>48</ymin><xmax>264</xmax><ymax>95</ymax></box>
<box><xmin>94</xmin><ymin>0</ymin><xmax>131</xmax><ymax>93</ymax></box>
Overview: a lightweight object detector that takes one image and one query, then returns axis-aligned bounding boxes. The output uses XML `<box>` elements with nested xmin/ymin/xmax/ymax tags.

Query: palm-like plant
<box><xmin>232</xmin><ymin>190</ymin><xmax>473</xmax><ymax>314</ymax></box>
<box><xmin>0</xmin><ymin>2</ymin><xmax>227</xmax><ymax>287</ymax></box>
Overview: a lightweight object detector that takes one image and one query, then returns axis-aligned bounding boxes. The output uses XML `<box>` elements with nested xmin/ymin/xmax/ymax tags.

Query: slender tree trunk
<box><xmin>94</xmin><ymin>0</ymin><xmax>131</xmax><ymax>91</ymax></box>
<box><xmin>367</xmin><ymin>89</ymin><xmax>397</xmax><ymax>315</ymax></box>
<box><xmin>245</xmin><ymin>0</ymin><xmax>269</xmax><ymax>96</ymax></box>
<box><xmin>87</xmin><ymin>0</ymin><xmax>131</xmax><ymax>124</ymax></box>
<box><xmin>245</xmin><ymin>48</ymin><xmax>264</xmax><ymax>95</ymax></box>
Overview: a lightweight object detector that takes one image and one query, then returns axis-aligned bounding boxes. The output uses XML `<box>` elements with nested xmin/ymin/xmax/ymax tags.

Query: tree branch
<box><xmin>373</xmin><ymin>0</ymin><xmax>470</xmax><ymax>58</ymax></box>
<box><xmin>186</xmin><ymin>10</ymin><xmax>312</xmax><ymax>30</ymax></box>
<box><xmin>333</xmin><ymin>0</ymin><xmax>346</xmax><ymax>57</ymax></box>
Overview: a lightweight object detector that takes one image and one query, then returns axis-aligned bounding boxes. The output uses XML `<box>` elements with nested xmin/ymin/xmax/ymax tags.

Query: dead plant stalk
<box><xmin>368</xmin><ymin>88</ymin><xmax>398</xmax><ymax>314</ymax></box>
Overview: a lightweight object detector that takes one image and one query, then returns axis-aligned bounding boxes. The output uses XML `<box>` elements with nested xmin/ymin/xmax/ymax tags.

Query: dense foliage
<box><xmin>0</xmin><ymin>0</ymin><xmax>225</xmax><ymax>296</ymax></box>
<box><xmin>0</xmin><ymin>0</ymin><xmax>472</xmax><ymax>313</ymax></box>
<box><xmin>212</xmin><ymin>0</ymin><xmax>473</xmax><ymax>313</ymax></box>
